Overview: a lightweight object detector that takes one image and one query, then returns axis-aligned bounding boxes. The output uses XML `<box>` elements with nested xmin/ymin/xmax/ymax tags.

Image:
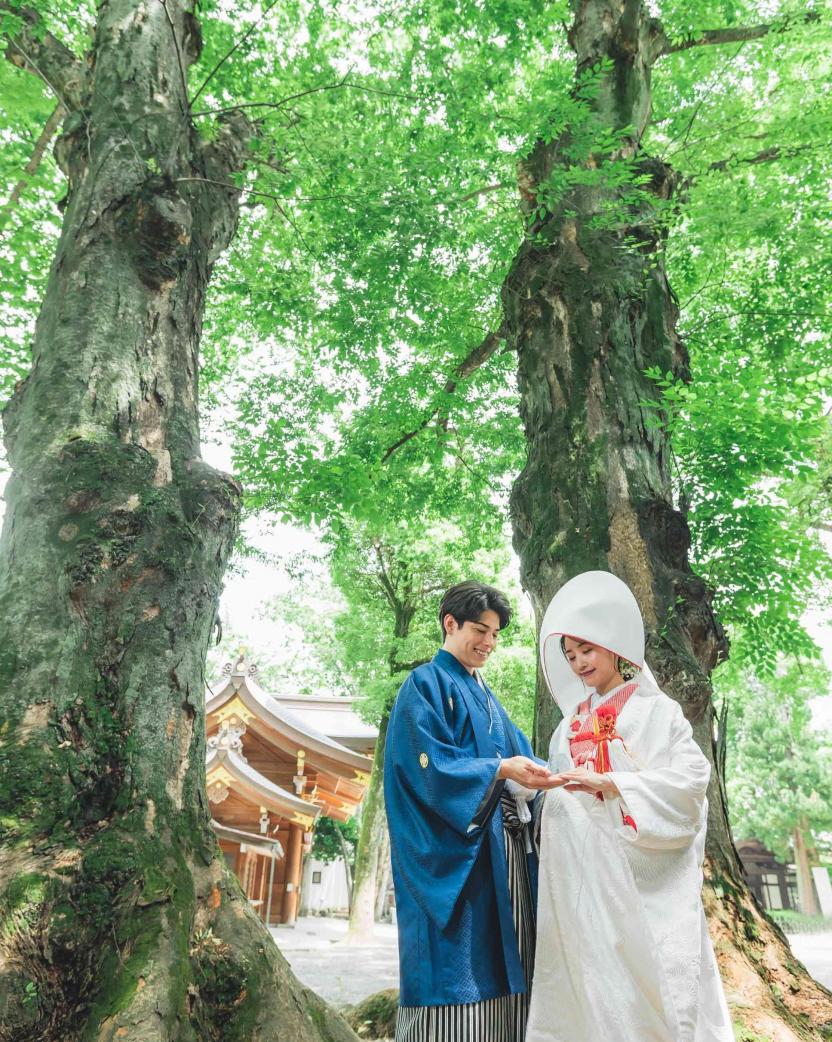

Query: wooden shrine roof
<box><xmin>206</xmin><ymin>661</ymin><xmax>373</xmax><ymax>783</ymax></box>
<box><xmin>205</xmin><ymin>659</ymin><xmax>375</xmax><ymax>834</ymax></box>
<box><xmin>206</xmin><ymin>735</ymin><xmax>320</xmax><ymax>830</ymax></box>
<box><xmin>274</xmin><ymin>694</ymin><xmax>377</xmax><ymax>753</ymax></box>
<box><xmin>212</xmin><ymin>820</ymin><xmax>285</xmax><ymax>859</ymax></box>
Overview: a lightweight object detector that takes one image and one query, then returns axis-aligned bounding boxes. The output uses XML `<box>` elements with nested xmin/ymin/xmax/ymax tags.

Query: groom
<box><xmin>384</xmin><ymin>581</ymin><xmax>550</xmax><ymax>1041</ymax></box>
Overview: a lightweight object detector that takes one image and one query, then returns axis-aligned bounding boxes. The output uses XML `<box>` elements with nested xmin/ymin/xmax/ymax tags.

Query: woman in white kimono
<box><xmin>526</xmin><ymin>570</ymin><xmax>734</xmax><ymax>1042</ymax></box>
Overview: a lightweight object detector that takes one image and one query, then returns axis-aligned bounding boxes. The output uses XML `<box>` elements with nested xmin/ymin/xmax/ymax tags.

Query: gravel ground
<box><xmin>272</xmin><ymin>917</ymin><xmax>399</xmax><ymax>1007</ymax></box>
<box><xmin>273</xmin><ymin>917</ymin><xmax>832</xmax><ymax>1009</ymax></box>
<box><xmin>786</xmin><ymin>931</ymin><xmax>832</xmax><ymax>990</ymax></box>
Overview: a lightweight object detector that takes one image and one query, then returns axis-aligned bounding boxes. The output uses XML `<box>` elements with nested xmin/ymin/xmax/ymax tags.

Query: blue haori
<box><xmin>383</xmin><ymin>649</ymin><xmax>539</xmax><ymax>1010</ymax></box>
<box><xmin>395</xmin><ymin>792</ymin><xmax>536</xmax><ymax>1042</ymax></box>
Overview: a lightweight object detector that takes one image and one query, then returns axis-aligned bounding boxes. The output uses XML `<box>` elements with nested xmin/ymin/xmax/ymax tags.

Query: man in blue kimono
<box><xmin>384</xmin><ymin>581</ymin><xmax>551</xmax><ymax>1042</ymax></box>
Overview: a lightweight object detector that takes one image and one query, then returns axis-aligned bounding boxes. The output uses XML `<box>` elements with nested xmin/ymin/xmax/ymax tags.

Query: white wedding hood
<box><xmin>540</xmin><ymin>570</ymin><xmax>653</xmax><ymax>714</ymax></box>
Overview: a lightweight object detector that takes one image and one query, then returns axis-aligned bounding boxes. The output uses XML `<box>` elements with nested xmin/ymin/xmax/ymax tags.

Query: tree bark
<box><xmin>374</xmin><ymin>823</ymin><xmax>391</xmax><ymax>922</ymax></box>
<box><xmin>337</xmin><ymin>823</ymin><xmax>355</xmax><ymax>910</ymax></box>
<box><xmin>504</xmin><ymin>2</ymin><xmax>832</xmax><ymax>1038</ymax></box>
<box><xmin>0</xmin><ymin>4</ymin><xmax>357</xmax><ymax>1040</ymax></box>
<box><xmin>347</xmin><ymin>714</ymin><xmax>389</xmax><ymax>941</ymax></box>
<box><xmin>794</xmin><ymin>821</ymin><xmax>820</xmax><ymax>918</ymax></box>
<box><xmin>348</xmin><ymin>578</ymin><xmax>418</xmax><ymax>941</ymax></box>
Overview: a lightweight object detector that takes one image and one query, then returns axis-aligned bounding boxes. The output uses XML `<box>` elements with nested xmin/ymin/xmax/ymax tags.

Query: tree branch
<box><xmin>448</xmin><ymin>432</ymin><xmax>502</xmax><ymax>495</ymax></box>
<box><xmin>372</xmin><ymin>543</ymin><xmax>400</xmax><ymax>613</ymax></box>
<box><xmin>0</xmin><ymin>102</ymin><xmax>64</xmax><ymax>233</ymax></box>
<box><xmin>184</xmin><ymin>170</ymin><xmax>318</xmax><ymax>256</ymax></box>
<box><xmin>655</xmin><ymin>12</ymin><xmax>820</xmax><ymax>59</ymax></box>
<box><xmin>190</xmin><ymin>0</ymin><xmax>282</xmax><ymax>105</ymax></box>
<box><xmin>1</xmin><ymin>3</ymin><xmax>84</xmax><ymax>109</ymax></box>
<box><xmin>390</xmin><ymin>657</ymin><xmax>430</xmax><ymax>675</ymax></box>
<box><xmin>667</xmin><ymin>24</ymin><xmax>779</xmax><ymax>53</ymax></box>
<box><xmin>175</xmin><ymin>175</ymin><xmax>269</xmax><ymax>199</ymax></box>
<box><xmin>191</xmin><ymin>80</ymin><xmax>419</xmax><ymax>120</ymax></box>
<box><xmin>381</xmin><ymin>324</ymin><xmax>507</xmax><ymax>463</ymax></box>
<box><xmin>704</xmin><ymin>141</ymin><xmax>822</xmax><ymax>176</ymax></box>
<box><xmin>679</xmin><ymin>139</ymin><xmax>824</xmax><ymax>195</ymax></box>
<box><xmin>454</xmin><ymin>182</ymin><xmax>511</xmax><ymax>204</ymax></box>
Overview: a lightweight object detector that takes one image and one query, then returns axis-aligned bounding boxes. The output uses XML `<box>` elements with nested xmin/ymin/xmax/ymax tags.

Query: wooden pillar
<box><xmin>241</xmin><ymin>850</ymin><xmax>253</xmax><ymax>895</ymax></box>
<box><xmin>258</xmin><ymin>853</ymin><xmax>269</xmax><ymax>921</ymax></box>
<box><xmin>281</xmin><ymin>824</ymin><xmax>304</xmax><ymax>926</ymax></box>
<box><xmin>249</xmin><ymin>853</ymin><xmax>261</xmax><ymax>905</ymax></box>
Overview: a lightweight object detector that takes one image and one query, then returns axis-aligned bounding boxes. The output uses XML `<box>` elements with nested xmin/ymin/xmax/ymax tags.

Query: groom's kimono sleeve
<box><xmin>384</xmin><ymin>665</ymin><xmax>503</xmax><ymax>931</ymax></box>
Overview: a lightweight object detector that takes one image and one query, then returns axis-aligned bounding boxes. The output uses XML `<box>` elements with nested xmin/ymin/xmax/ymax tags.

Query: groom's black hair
<box><xmin>439</xmin><ymin>581</ymin><xmax>512</xmax><ymax>639</ymax></box>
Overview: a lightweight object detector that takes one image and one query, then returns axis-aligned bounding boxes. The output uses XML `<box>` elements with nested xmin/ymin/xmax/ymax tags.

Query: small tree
<box><xmin>329</xmin><ymin>519</ymin><xmax>530</xmax><ymax>941</ymax></box>
<box><xmin>718</xmin><ymin>656</ymin><xmax>832</xmax><ymax>915</ymax></box>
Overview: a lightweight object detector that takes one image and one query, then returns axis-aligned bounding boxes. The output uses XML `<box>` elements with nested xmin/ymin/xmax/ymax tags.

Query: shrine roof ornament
<box><xmin>207</xmin><ymin>719</ymin><xmax>247</xmax><ymax>756</ymax></box>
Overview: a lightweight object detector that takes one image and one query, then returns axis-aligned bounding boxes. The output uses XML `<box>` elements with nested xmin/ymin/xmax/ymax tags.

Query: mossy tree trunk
<box><xmin>504</xmin><ymin>2</ymin><xmax>832</xmax><ymax>1039</ymax></box>
<box><xmin>374</xmin><ymin>822</ymin><xmax>391</xmax><ymax>920</ymax></box>
<box><xmin>793</xmin><ymin>821</ymin><xmax>820</xmax><ymax>918</ymax></box>
<box><xmin>348</xmin><ymin>559</ymin><xmax>430</xmax><ymax>942</ymax></box>
<box><xmin>348</xmin><ymin>592</ymin><xmax>417</xmax><ymax>941</ymax></box>
<box><xmin>0</xmin><ymin>5</ymin><xmax>357</xmax><ymax>1041</ymax></box>
<box><xmin>348</xmin><ymin>714</ymin><xmax>390</xmax><ymax>941</ymax></box>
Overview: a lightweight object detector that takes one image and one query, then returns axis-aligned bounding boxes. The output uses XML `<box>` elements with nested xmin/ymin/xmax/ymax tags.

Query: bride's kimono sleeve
<box><xmin>611</xmin><ymin>699</ymin><xmax>710</xmax><ymax>851</ymax></box>
<box><xmin>384</xmin><ymin>666</ymin><xmax>504</xmax><ymax>931</ymax></box>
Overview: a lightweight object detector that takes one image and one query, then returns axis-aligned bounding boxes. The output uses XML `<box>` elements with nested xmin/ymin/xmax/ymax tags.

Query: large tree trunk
<box><xmin>504</xmin><ymin>2</ymin><xmax>832</xmax><ymax>1039</ymax></box>
<box><xmin>348</xmin><ymin>714</ymin><xmax>389</xmax><ymax>941</ymax></box>
<box><xmin>348</xmin><ymin>581</ymin><xmax>416</xmax><ymax>942</ymax></box>
<box><xmin>374</xmin><ymin>821</ymin><xmax>391</xmax><ymax>921</ymax></box>
<box><xmin>0</xmin><ymin>5</ymin><xmax>357</xmax><ymax>1041</ymax></box>
<box><xmin>794</xmin><ymin>821</ymin><xmax>821</xmax><ymax>918</ymax></box>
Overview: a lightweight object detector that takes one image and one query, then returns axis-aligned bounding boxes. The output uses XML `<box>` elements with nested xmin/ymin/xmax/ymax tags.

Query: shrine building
<box><xmin>205</xmin><ymin>657</ymin><xmax>376</xmax><ymax>926</ymax></box>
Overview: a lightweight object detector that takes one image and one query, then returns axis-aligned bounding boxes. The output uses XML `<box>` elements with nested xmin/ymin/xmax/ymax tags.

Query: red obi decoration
<box><xmin>591</xmin><ymin>704</ymin><xmax>619</xmax><ymax>772</ymax></box>
<box><xmin>564</xmin><ymin>685</ymin><xmax>640</xmax><ymax>831</ymax></box>
<box><xmin>621</xmin><ymin>808</ymin><xmax>638</xmax><ymax>832</ymax></box>
<box><xmin>568</xmin><ymin>682</ymin><xmax>637</xmax><ymax>768</ymax></box>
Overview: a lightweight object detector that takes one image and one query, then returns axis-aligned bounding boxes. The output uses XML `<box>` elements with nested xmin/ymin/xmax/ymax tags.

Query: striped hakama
<box><xmin>395</xmin><ymin>792</ymin><xmax>535</xmax><ymax>1042</ymax></box>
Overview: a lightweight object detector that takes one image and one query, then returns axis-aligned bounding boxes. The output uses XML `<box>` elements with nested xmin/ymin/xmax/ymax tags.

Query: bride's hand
<box><xmin>545</xmin><ymin>769</ymin><xmax>620</xmax><ymax>798</ymax></box>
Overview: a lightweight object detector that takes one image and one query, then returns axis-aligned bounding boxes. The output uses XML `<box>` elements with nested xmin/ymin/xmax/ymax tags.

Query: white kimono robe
<box><xmin>526</xmin><ymin>682</ymin><xmax>734</xmax><ymax>1042</ymax></box>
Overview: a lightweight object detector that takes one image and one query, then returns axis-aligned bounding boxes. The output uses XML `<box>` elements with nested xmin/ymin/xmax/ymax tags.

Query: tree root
<box><xmin>0</xmin><ymin>836</ymin><xmax>359</xmax><ymax>1042</ymax></box>
<box><xmin>705</xmin><ymin>870</ymin><xmax>832</xmax><ymax>1042</ymax></box>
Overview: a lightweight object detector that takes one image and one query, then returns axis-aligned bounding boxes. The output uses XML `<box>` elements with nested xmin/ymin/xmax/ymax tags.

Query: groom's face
<box><xmin>443</xmin><ymin>609</ymin><xmax>501</xmax><ymax>672</ymax></box>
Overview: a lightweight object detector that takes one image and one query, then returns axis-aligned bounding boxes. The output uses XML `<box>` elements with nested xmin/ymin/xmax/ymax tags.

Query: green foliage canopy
<box><xmin>1</xmin><ymin>0</ymin><xmax>830</xmax><ymax>669</ymax></box>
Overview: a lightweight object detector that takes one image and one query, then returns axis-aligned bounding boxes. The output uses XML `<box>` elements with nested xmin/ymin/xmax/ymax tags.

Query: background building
<box><xmin>205</xmin><ymin>658</ymin><xmax>376</xmax><ymax>925</ymax></box>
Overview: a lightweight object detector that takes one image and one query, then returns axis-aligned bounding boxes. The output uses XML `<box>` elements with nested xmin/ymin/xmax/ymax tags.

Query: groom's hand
<box><xmin>543</xmin><ymin>769</ymin><xmax>621</xmax><ymax>798</ymax></box>
<box><xmin>497</xmin><ymin>756</ymin><xmax>553</xmax><ymax>788</ymax></box>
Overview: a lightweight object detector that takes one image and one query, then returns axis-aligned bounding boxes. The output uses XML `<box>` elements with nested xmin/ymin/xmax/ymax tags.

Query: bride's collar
<box><xmin>590</xmin><ymin>680</ymin><xmax>629</xmax><ymax>704</ymax></box>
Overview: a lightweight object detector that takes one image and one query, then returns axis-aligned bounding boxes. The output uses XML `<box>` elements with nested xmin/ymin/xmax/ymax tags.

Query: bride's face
<box><xmin>562</xmin><ymin>636</ymin><xmax>622</xmax><ymax>695</ymax></box>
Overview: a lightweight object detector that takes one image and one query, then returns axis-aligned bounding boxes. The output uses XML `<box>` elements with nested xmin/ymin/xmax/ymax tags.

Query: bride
<box><xmin>526</xmin><ymin>570</ymin><xmax>734</xmax><ymax>1042</ymax></box>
